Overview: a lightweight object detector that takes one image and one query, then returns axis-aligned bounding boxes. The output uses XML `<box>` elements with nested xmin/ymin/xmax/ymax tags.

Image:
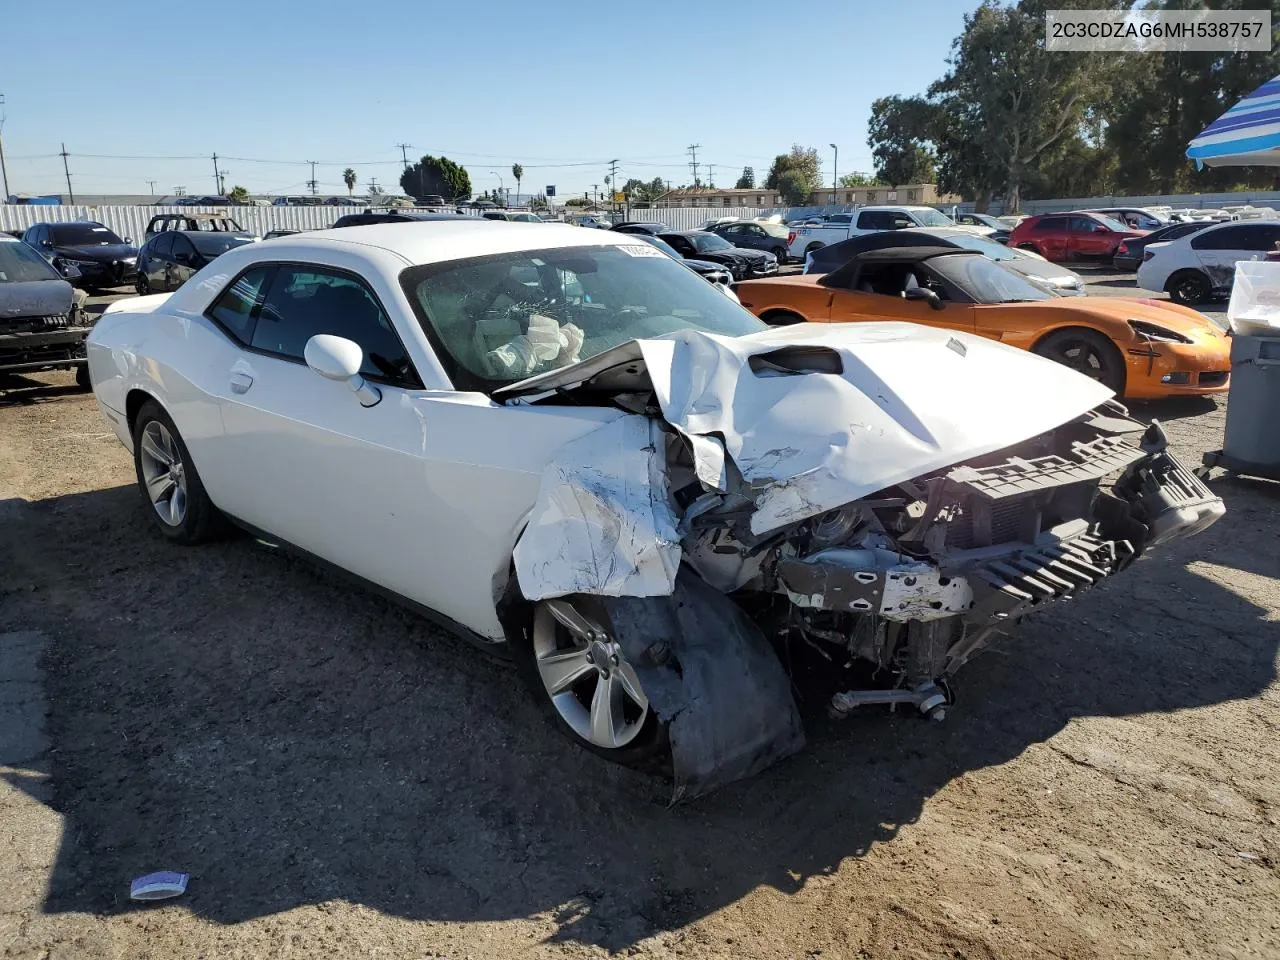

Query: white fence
<box><xmin>0</xmin><ymin>205</ymin><xmax>480</xmax><ymax>239</ymax></box>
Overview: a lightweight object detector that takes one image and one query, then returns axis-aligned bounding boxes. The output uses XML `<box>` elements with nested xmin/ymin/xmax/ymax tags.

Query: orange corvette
<box><xmin>735</xmin><ymin>247</ymin><xmax>1230</xmax><ymax>399</ymax></box>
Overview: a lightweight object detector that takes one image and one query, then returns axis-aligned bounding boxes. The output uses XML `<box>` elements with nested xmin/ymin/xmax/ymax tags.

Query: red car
<box><xmin>1008</xmin><ymin>212</ymin><xmax>1147</xmax><ymax>262</ymax></box>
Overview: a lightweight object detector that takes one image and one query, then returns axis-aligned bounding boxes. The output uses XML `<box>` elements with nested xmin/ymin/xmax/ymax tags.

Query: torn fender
<box><xmin>602</xmin><ymin>570</ymin><xmax>806</xmax><ymax>801</ymax></box>
<box><xmin>513</xmin><ymin>414</ymin><xmax>681</xmax><ymax>601</ymax></box>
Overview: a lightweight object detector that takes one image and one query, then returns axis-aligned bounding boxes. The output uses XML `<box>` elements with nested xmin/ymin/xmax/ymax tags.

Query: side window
<box><xmin>151</xmin><ymin>233</ymin><xmax>175</xmax><ymax>258</ymax></box>
<box><xmin>1067</xmin><ymin>216</ymin><xmax>1096</xmax><ymax>232</ymax></box>
<box><xmin>1193</xmin><ymin>226</ymin><xmax>1247</xmax><ymax>250</ymax></box>
<box><xmin>171</xmin><ymin>235</ymin><xmax>197</xmax><ymax>262</ymax></box>
<box><xmin>1239</xmin><ymin>224</ymin><xmax>1280</xmax><ymax>251</ymax></box>
<box><xmin>251</xmin><ymin>265</ymin><xmax>418</xmax><ymax>385</ymax></box>
<box><xmin>856</xmin><ymin>211</ymin><xmax>890</xmax><ymax>229</ymax></box>
<box><xmin>1034</xmin><ymin>217</ymin><xmax>1066</xmax><ymax>232</ymax></box>
<box><xmin>207</xmin><ymin>267</ymin><xmax>271</xmax><ymax>342</ymax></box>
<box><xmin>723</xmin><ymin>224</ymin><xmax>745</xmax><ymax>237</ymax></box>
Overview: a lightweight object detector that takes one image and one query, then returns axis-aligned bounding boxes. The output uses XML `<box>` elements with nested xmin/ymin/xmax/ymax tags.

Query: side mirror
<box><xmin>904</xmin><ymin>286</ymin><xmax>945</xmax><ymax>310</ymax></box>
<box><xmin>124</xmin><ymin>236</ymin><xmax>133</xmax><ymax>244</ymax></box>
<box><xmin>1093</xmin><ymin>224</ymin><xmax>1108</xmax><ymax>233</ymax></box>
<box><xmin>304</xmin><ymin>334</ymin><xmax>382</xmax><ymax>407</ymax></box>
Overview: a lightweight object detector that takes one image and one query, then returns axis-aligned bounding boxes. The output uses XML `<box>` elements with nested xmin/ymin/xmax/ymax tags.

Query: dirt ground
<box><xmin>1</xmin><ymin>277</ymin><xmax>1278</xmax><ymax>960</ymax></box>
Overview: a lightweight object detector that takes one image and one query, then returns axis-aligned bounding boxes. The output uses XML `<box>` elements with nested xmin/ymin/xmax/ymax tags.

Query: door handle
<box><xmin>230</xmin><ymin>371</ymin><xmax>254</xmax><ymax>394</ymax></box>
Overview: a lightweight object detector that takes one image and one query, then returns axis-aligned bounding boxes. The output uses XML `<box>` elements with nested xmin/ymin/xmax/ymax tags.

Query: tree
<box><xmin>226</xmin><ymin>185</ymin><xmax>250</xmax><ymax>203</ymax></box>
<box><xmin>777</xmin><ymin>170</ymin><xmax>810</xmax><ymax>206</ymax></box>
<box><xmin>511</xmin><ymin>163</ymin><xmax>523</xmax><ymax>201</ymax></box>
<box><xmin>839</xmin><ymin>172</ymin><xmax>881</xmax><ymax>187</ymax></box>
<box><xmin>528</xmin><ymin>193</ymin><xmax>548</xmax><ymax>211</ymax></box>
<box><xmin>621</xmin><ymin>176</ymin><xmax>668</xmax><ymax>204</ymax></box>
<box><xmin>764</xmin><ymin>145</ymin><xmax>821</xmax><ymax>193</ymax></box>
<box><xmin>735</xmin><ymin>166</ymin><xmax>755</xmax><ymax>189</ymax></box>
<box><xmin>400</xmin><ymin>154</ymin><xmax>472</xmax><ymax>200</ymax></box>
<box><xmin>342</xmin><ymin>168</ymin><xmax>357</xmax><ymax>197</ymax></box>
<box><xmin>867</xmin><ymin>96</ymin><xmax>938</xmax><ymax>185</ymax></box>
<box><xmin>565</xmin><ymin>196</ymin><xmax>591</xmax><ymax>208</ymax></box>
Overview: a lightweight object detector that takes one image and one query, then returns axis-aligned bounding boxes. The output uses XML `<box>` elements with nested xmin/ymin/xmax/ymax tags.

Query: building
<box><xmin>652</xmin><ymin>183</ymin><xmax>956</xmax><ymax>209</ymax></box>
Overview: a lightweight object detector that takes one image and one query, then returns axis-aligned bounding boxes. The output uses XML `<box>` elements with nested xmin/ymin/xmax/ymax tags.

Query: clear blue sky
<box><xmin>2</xmin><ymin>0</ymin><xmax>971</xmax><ymax>199</ymax></box>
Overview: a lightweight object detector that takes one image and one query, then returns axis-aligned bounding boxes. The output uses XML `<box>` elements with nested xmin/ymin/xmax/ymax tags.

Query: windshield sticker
<box><xmin>620</xmin><ymin>244</ymin><xmax>665</xmax><ymax>258</ymax></box>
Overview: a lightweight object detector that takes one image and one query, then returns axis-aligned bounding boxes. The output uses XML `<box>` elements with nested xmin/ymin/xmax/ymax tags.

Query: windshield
<box><xmin>189</xmin><ymin>234</ymin><xmax>254</xmax><ymax>256</ymax></box>
<box><xmin>935</xmin><ymin>231</ymin><xmax>1017</xmax><ymax>261</ymax></box>
<box><xmin>929</xmin><ymin>253</ymin><xmax>1054</xmax><ymax>303</ymax></box>
<box><xmin>401</xmin><ymin>244</ymin><xmax>765</xmax><ymax>391</ymax></box>
<box><xmin>692</xmin><ymin>233</ymin><xmax>733</xmax><ymax>252</ymax></box>
<box><xmin>635</xmin><ymin>235</ymin><xmax>683</xmax><ymax>259</ymax></box>
<box><xmin>0</xmin><ymin>240</ymin><xmax>61</xmax><ymax>282</ymax></box>
<box><xmin>1093</xmin><ymin>214</ymin><xmax>1132</xmax><ymax>232</ymax></box>
<box><xmin>50</xmin><ymin>224</ymin><xmax>125</xmax><ymax>246</ymax></box>
<box><xmin>912</xmin><ymin>209</ymin><xmax>954</xmax><ymax>227</ymax></box>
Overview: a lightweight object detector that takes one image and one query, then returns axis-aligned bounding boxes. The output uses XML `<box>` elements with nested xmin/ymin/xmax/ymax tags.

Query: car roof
<box><xmin>155</xmin><ymin>212</ymin><xmax>235</xmax><ymax>220</ymax></box>
<box><xmin>262</xmin><ymin>219</ymin><xmax>648</xmax><ymax>266</ymax></box>
<box><xmin>848</xmin><ymin>246</ymin><xmax>982</xmax><ymax>262</ymax></box>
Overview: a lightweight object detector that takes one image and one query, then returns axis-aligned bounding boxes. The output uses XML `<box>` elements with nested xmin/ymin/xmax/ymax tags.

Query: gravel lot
<box><xmin>1</xmin><ymin>272</ymin><xmax>1277</xmax><ymax>960</ymax></box>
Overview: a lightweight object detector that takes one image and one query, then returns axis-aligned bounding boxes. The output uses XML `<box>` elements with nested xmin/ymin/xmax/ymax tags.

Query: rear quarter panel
<box><xmin>735</xmin><ymin>280</ymin><xmax>831</xmax><ymax>321</ymax></box>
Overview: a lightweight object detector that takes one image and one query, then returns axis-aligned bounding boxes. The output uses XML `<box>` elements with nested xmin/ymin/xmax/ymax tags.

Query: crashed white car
<box><xmin>86</xmin><ymin>222</ymin><xmax>1224</xmax><ymax>798</ymax></box>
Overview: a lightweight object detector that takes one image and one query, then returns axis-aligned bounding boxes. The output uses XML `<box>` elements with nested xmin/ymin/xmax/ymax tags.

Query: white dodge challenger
<box><xmin>87</xmin><ymin>221</ymin><xmax>1224</xmax><ymax>798</ymax></box>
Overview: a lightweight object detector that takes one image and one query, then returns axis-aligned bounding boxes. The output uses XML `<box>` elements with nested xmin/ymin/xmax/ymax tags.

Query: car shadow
<box><xmin>2</xmin><ymin>481</ymin><xmax>1276</xmax><ymax>952</ymax></box>
<box><xmin>1129</xmin><ymin>395</ymin><xmax>1221</xmax><ymax>422</ymax></box>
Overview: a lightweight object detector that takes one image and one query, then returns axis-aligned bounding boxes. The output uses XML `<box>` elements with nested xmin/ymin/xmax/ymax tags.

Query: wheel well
<box><xmin>759</xmin><ymin>309</ymin><xmax>807</xmax><ymax>326</ymax></box>
<box><xmin>1031</xmin><ymin>325</ymin><xmax>1127</xmax><ymax>392</ymax></box>
<box><xmin>1164</xmin><ymin>267</ymin><xmax>1208</xmax><ymax>290</ymax></box>
<box><xmin>125</xmin><ymin>388</ymin><xmax>156</xmax><ymax>435</ymax></box>
<box><xmin>804</xmin><ymin>242</ymin><xmax>825</xmax><ymax>254</ymax></box>
<box><xmin>1016</xmin><ymin>242</ymin><xmax>1039</xmax><ymax>252</ymax></box>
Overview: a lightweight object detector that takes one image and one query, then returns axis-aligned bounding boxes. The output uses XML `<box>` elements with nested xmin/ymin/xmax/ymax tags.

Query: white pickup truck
<box><xmin>787</xmin><ymin>205</ymin><xmax>992</xmax><ymax>260</ymax></box>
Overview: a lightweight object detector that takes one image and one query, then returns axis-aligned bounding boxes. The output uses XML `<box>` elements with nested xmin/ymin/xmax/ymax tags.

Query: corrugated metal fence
<box><xmin>0</xmin><ymin>205</ymin><xmax>481</xmax><ymax>238</ymax></box>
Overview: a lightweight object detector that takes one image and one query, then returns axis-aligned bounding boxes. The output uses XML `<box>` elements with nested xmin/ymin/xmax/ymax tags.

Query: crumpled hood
<box><xmin>0</xmin><ymin>278</ymin><xmax>74</xmax><ymax>319</ymax></box>
<box><xmin>503</xmin><ymin>321</ymin><xmax>1113</xmax><ymax>536</ymax></box>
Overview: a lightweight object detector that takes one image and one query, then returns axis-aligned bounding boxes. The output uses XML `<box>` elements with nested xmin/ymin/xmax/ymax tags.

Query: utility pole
<box><xmin>60</xmin><ymin>143</ymin><xmax>74</xmax><ymax>204</ymax></box>
<box><xmin>608</xmin><ymin>158</ymin><xmax>619</xmax><ymax>215</ymax></box>
<box><xmin>307</xmin><ymin>160</ymin><xmax>318</xmax><ymax>196</ymax></box>
<box><xmin>212</xmin><ymin>153</ymin><xmax>221</xmax><ymax>195</ymax></box>
<box><xmin>146</xmin><ymin>179</ymin><xmax>157</xmax><ymax>196</ymax></box>
<box><xmin>687</xmin><ymin>144</ymin><xmax>700</xmax><ymax>187</ymax></box>
<box><xmin>396</xmin><ymin>143</ymin><xmax>412</xmax><ymax>168</ymax></box>
<box><xmin>592</xmin><ymin>183</ymin><xmax>598</xmax><ymax>203</ymax></box>
<box><xmin>0</xmin><ymin>94</ymin><xmax>9</xmax><ymax>201</ymax></box>
<box><xmin>829</xmin><ymin>143</ymin><xmax>838</xmax><ymax>203</ymax></box>
<box><xmin>707</xmin><ymin>163</ymin><xmax>715</xmax><ymax>189</ymax></box>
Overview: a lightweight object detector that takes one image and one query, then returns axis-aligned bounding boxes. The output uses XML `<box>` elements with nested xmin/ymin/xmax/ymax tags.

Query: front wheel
<box><xmin>1167</xmin><ymin>269</ymin><xmax>1211</xmax><ymax>305</ymax></box>
<box><xmin>131</xmin><ymin>400</ymin><xmax>227</xmax><ymax>544</ymax></box>
<box><xmin>514</xmin><ymin>597</ymin><xmax>670</xmax><ymax>772</ymax></box>
<box><xmin>771</xmin><ymin>246</ymin><xmax>788</xmax><ymax>263</ymax></box>
<box><xmin>135</xmin><ymin>274</ymin><xmax>150</xmax><ymax>296</ymax></box>
<box><xmin>1033</xmin><ymin>329</ymin><xmax>1126</xmax><ymax>396</ymax></box>
<box><xmin>75</xmin><ymin>364</ymin><xmax>91</xmax><ymax>391</ymax></box>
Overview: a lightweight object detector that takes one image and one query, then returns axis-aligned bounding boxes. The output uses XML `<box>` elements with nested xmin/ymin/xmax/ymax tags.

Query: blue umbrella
<box><xmin>1187</xmin><ymin>74</ymin><xmax>1280</xmax><ymax>168</ymax></box>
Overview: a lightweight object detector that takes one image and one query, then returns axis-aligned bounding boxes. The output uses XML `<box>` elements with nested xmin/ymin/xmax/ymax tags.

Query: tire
<box><xmin>1016</xmin><ymin>243</ymin><xmax>1041</xmax><ymax>256</ymax></box>
<box><xmin>131</xmin><ymin>399</ymin><xmax>227</xmax><ymax>544</ymax></box>
<box><xmin>1166</xmin><ymin>269</ymin><xmax>1211</xmax><ymax>305</ymax></box>
<box><xmin>1033</xmin><ymin>328</ymin><xmax>1126</xmax><ymax>396</ymax></box>
<box><xmin>510</xmin><ymin>596</ymin><xmax>671</xmax><ymax>774</ymax></box>
<box><xmin>771</xmin><ymin>245</ymin><xmax>788</xmax><ymax>263</ymax></box>
<box><xmin>804</xmin><ymin>241</ymin><xmax>825</xmax><ymax>255</ymax></box>
<box><xmin>135</xmin><ymin>274</ymin><xmax>150</xmax><ymax>296</ymax></box>
<box><xmin>761</xmin><ymin>310</ymin><xmax>807</xmax><ymax>326</ymax></box>
<box><xmin>75</xmin><ymin>364</ymin><xmax>91</xmax><ymax>391</ymax></box>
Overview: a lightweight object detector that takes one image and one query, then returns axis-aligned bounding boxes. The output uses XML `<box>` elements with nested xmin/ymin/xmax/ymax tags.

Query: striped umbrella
<box><xmin>1187</xmin><ymin>75</ymin><xmax>1280</xmax><ymax>168</ymax></box>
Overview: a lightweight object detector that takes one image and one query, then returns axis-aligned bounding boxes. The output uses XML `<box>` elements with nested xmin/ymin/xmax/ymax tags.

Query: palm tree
<box><xmin>343</xmin><ymin>168</ymin><xmax>357</xmax><ymax>197</ymax></box>
<box><xmin>511</xmin><ymin>163</ymin><xmax>523</xmax><ymax>204</ymax></box>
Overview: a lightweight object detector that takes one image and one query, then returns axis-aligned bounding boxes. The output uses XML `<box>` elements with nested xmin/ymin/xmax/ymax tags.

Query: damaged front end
<box><xmin>505</xmin><ymin>325</ymin><xmax>1224</xmax><ymax>798</ymax></box>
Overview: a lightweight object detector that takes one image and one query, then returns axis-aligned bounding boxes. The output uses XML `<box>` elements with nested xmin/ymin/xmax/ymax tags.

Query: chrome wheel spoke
<box><xmin>140</xmin><ymin>431</ymin><xmax>170</xmax><ymax>467</ymax></box>
<box><xmin>145</xmin><ymin>472</ymin><xmax>175</xmax><ymax>502</ymax></box>
<box><xmin>537</xmin><ymin>646</ymin><xmax>595</xmax><ymax>695</ymax></box>
<box><xmin>614</xmin><ymin>660</ymin><xmax>647</xmax><ymax>709</ymax></box>
<box><xmin>168</xmin><ymin>486</ymin><xmax>186</xmax><ymax>526</ymax></box>
<box><xmin>589</xmin><ymin>673</ymin><xmax>622</xmax><ymax>747</ymax></box>
<box><xmin>545</xmin><ymin>598</ymin><xmax>603</xmax><ymax>642</ymax></box>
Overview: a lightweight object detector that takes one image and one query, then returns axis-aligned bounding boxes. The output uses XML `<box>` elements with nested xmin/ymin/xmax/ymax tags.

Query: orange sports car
<box><xmin>734</xmin><ymin>246</ymin><xmax>1230</xmax><ymax>399</ymax></box>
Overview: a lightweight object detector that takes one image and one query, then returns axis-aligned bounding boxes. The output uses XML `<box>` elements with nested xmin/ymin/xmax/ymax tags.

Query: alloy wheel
<box><xmin>532</xmin><ymin>600</ymin><xmax>649</xmax><ymax>750</ymax></box>
<box><xmin>1050</xmin><ymin>338</ymin><xmax>1107</xmax><ymax>382</ymax></box>
<box><xmin>138</xmin><ymin>421</ymin><xmax>188</xmax><ymax>526</ymax></box>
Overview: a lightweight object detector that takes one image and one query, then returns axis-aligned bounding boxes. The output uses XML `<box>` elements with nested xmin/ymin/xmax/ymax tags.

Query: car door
<box><xmin>1065</xmin><ymin>216</ymin><xmax>1104</xmax><ymax>258</ymax></box>
<box><xmin>1192</xmin><ymin>223</ymin><xmax>1280</xmax><ymax>289</ymax></box>
<box><xmin>829</xmin><ymin>260</ymin><xmax>976</xmax><ymax>333</ymax></box>
<box><xmin>168</xmin><ymin>234</ymin><xmax>200</xmax><ymax>289</ymax></box>
<box><xmin>145</xmin><ymin>233</ymin><xmax>173</xmax><ymax>289</ymax></box>
<box><xmin>1030</xmin><ymin>216</ymin><xmax>1069</xmax><ymax>260</ymax></box>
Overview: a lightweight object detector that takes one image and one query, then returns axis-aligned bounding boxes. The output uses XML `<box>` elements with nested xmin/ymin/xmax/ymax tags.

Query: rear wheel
<box><xmin>513</xmin><ymin>597</ymin><xmax>670</xmax><ymax>772</ymax></box>
<box><xmin>1033</xmin><ymin>328</ymin><xmax>1126</xmax><ymax>395</ymax></box>
<box><xmin>1016</xmin><ymin>242</ymin><xmax>1041</xmax><ymax>256</ymax></box>
<box><xmin>75</xmin><ymin>364</ymin><xmax>91</xmax><ymax>391</ymax></box>
<box><xmin>135</xmin><ymin>274</ymin><xmax>150</xmax><ymax>296</ymax></box>
<box><xmin>804</xmin><ymin>242</ymin><xmax>825</xmax><ymax>256</ymax></box>
<box><xmin>771</xmin><ymin>245</ymin><xmax>788</xmax><ymax>263</ymax></box>
<box><xmin>1166</xmin><ymin>269</ymin><xmax>1211</xmax><ymax>305</ymax></box>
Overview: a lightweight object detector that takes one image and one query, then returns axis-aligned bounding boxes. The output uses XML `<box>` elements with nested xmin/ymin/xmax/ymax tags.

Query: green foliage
<box><xmin>765</xmin><ymin>146</ymin><xmax>821</xmax><ymax>195</ymax></box>
<box><xmin>342</xmin><ymin>168</ymin><xmax>357</xmax><ymax>196</ymax></box>
<box><xmin>868</xmin><ymin>96</ymin><xmax>938</xmax><ymax>185</ymax></box>
<box><xmin>735</xmin><ymin>166</ymin><xmax>755</xmax><ymax>189</ymax></box>
<box><xmin>621</xmin><ymin>176</ymin><xmax>668</xmax><ymax>203</ymax></box>
<box><xmin>565</xmin><ymin>196</ymin><xmax>591</xmax><ymax>208</ymax></box>
<box><xmin>226</xmin><ymin>185</ymin><xmax>250</xmax><ymax>203</ymax></box>
<box><xmin>528</xmin><ymin>193</ymin><xmax>548</xmax><ymax>210</ymax></box>
<box><xmin>777</xmin><ymin>170</ymin><xmax>810</xmax><ymax>205</ymax></box>
<box><xmin>838</xmin><ymin>172</ymin><xmax>882</xmax><ymax>187</ymax></box>
<box><xmin>400</xmin><ymin>155</ymin><xmax>472</xmax><ymax>200</ymax></box>
<box><xmin>511</xmin><ymin>163</ymin><xmax>523</xmax><ymax>196</ymax></box>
